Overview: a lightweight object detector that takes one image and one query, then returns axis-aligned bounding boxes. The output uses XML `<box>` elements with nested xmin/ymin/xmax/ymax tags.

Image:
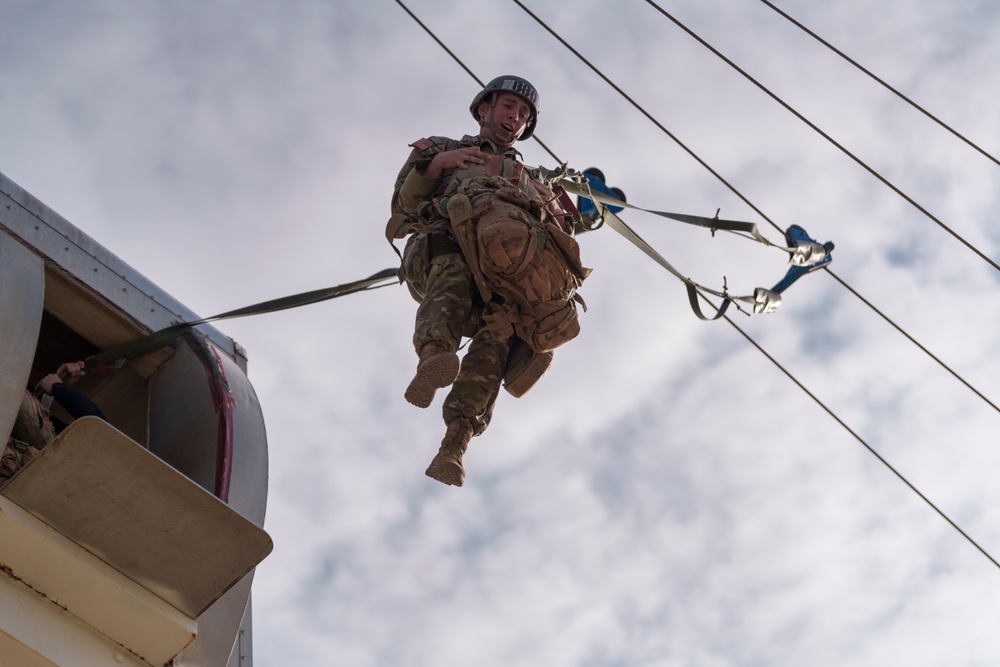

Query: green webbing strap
<box><xmin>84</xmin><ymin>268</ymin><xmax>400</xmax><ymax>371</ymax></box>
<box><xmin>558</xmin><ymin>178</ymin><xmax>788</xmax><ymax>251</ymax></box>
<box><xmin>600</xmin><ymin>207</ymin><xmax>754</xmax><ymax>321</ymax></box>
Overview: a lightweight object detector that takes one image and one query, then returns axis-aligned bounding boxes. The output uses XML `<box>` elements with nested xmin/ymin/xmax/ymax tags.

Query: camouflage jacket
<box><xmin>390</xmin><ymin>134</ymin><xmax>576</xmax><ymax>235</ymax></box>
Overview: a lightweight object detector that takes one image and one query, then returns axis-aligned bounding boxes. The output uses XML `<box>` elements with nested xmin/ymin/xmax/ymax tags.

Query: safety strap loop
<box><xmin>598</xmin><ymin>204</ymin><xmax>747</xmax><ymax>320</ymax></box>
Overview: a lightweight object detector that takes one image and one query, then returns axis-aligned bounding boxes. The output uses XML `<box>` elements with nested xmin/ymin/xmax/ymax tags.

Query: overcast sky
<box><xmin>3</xmin><ymin>1</ymin><xmax>1000</xmax><ymax>665</ymax></box>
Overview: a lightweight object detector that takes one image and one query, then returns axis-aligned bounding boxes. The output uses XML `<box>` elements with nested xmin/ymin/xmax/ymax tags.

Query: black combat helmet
<box><xmin>469</xmin><ymin>75</ymin><xmax>539</xmax><ymax>141</ymax></box>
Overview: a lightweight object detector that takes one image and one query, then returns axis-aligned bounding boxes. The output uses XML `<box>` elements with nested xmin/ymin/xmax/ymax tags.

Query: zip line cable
<box><xmin>712</xmin><ymin>295</ymin><xmax>1000</xmax><ymax>572</ymax></box>
<box><xmin>757</xmin><ymin>0</ymin><xmax>1000</xmax><ymax>169</ymax></box>
<box><xmin>509</xmin><ymin>0</ymin><xmax>999</xmax><ymax>418</ymax></box>
<box><xmin>391</xmin><ymin>0</ymin><xmax>482</xmax><ymax>86</ymax></box>
<box><xmin>504</xmin><ymin>1</ymin><xmax>800</xmax><ymax>234</ymax></box>
<box><xmin>394</xmin><ymin>0</ymin><xmax>1000</xmax><ymax>568</ymax></box>
<box><xmin>826</xmin><ymin>270</ymin><xmax>1000</xmax><ymax>415</ymax></box>
<box><xmin>396</xmin><ymin>0</ymin><xmax>997</xmax><ymax>416</ymax></box>
<box><xmin>643</xmin><ymin>0</ymin><xmax>1000</xmax><ymax>274</ymax></box>
<box><xmin>393</xmin><ymin>0</ymin><xmax>563</xmax><ymax>166</ymax></box>
<box><xmin>506</xmin><ymin>0</ymin><xmax>763</xmax><ymax>230</ymax></box>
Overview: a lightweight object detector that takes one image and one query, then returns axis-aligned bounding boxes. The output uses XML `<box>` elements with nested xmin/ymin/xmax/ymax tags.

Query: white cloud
<box><xmin>3</xmin><ymin>1</ymin><xmax>1000</xmax><ymax>665</ymax></box>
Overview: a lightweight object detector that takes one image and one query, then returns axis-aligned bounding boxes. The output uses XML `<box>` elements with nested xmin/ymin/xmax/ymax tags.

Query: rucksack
<box><xmin>446</xmin><ymin>175</ymin><xmax>591</xmax><ymax>354</ymax></box>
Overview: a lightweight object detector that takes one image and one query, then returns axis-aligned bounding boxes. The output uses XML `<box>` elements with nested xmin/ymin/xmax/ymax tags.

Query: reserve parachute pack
<box><xmin>445</xmin><ymin>175</ymin><xmax>591</xmax><ymax>354</ymax></box>
<box><xmin>384</xmin><ymin>165</ymin><xmax>592</xmax><ymax>397</ymax></box>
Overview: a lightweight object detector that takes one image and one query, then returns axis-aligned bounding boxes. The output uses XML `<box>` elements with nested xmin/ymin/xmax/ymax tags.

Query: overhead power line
<box><xmin>395</xmin><ymin>0</ymin><xmax>1000</xmax><ymax>571</ymax></box>
<box><xmin>717</xmin><ymin>302</ymin><xmax>1000</xmax><ymax>572</ymax></box>
<box><xmin>826</xmin><ymin>271</ymin><xmax>1000</xmax><ymax>414</ymax></box>
<box><xmin>757</xmin><ymin>0</ymin><xmax>1000</xmax><ymax>169</ymax></box>
<box><xmin>392</xmin><ymin>0</ymin><xmax>483</xmax><ymax>87</ymax></box>
<box><xmin>643</xmin><ymin>0</ymin><xmax>1000</xmax><ymax>274</ymax></box>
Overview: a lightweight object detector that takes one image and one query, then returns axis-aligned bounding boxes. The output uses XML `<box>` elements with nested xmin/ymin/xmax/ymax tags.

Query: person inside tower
<box><xmin>2</xmin><ymin>361</ymin><xmax>106</xmax><ymax>481</ymax></box>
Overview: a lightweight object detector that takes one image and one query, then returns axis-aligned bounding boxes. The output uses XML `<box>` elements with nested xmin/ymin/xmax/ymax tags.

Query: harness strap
<box><xmin>385</xmin><ymin>208</ymin><xmax>451</xmax><ymax>258</ymax></box>
<box><xmin>510</xmin><ymin>161</ymin><xmax>524</xmax><ymax>186</ymax></box>
<box><xmin>558</xmin><ymin>177</ymin><xmax>793</xmax><ymax>254</ymax></box>
<box><xmin>446</xmin><ymin>194</ymin><xmax>493</xmax><ymax>303</ymax></box>
<box><xmin>385</xmin><ymin>212</ymin><xmax>414</xmax><ymax>283</ymax></box>
<box><xmin>599</xmin><ymin>206</ymin><xmax>748</xmax><ymax>320</ymax></box>
<box><xmin>485</xmin><ymin>156</ymin><xmax>503</xmax><ymax>177</ymax></box>
<box><xmin>548</xmin><ymin>169</ymin><xmax>835</xmax><ymax>317</ymax></box>
<box><xmin>82</xmin><ymin>268</ymin><xmax>399</xmax><ymax>374</ymax></box>
<box><xmin>554</xmin><ymin>185</ymin><xmax>580</xmax><ymax>221</ymax></box>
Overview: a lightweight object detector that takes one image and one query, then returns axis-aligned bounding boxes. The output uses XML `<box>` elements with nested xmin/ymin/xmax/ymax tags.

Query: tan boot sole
<box><xmin>425</xmin><ymin>458</ymin><xmax>465</xmax><ymax>486</ymax></box>
<box><xmin>404</xmin><ymin>352</ymin><xmax>460</xmax><ymax>408</ymax></box>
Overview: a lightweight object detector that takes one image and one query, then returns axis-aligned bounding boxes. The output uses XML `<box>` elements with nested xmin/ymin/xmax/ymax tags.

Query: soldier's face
<box><xmin>478</xmin><ymin>92</ymin><xmax>532</xmax><ymax>147</ymax></box>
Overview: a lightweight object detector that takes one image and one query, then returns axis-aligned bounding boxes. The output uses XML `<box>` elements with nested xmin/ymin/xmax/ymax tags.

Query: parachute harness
<box><xmin>545</xmin><ymin>166</ymin><xmax>834</xmax><ymax>320</ymax></box>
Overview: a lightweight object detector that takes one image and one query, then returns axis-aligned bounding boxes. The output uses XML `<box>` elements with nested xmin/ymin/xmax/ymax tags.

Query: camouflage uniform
<box><xmin>392</xmin><ymin>135</ymin><xmax>528</xmax><ymax>434</ymax></box>
<box><xmin>388</xmin><ymin>76</ymin><xmax>588</xmax><ymax>486</ymax></box>
<box><xmin>1</xmin><ymin>391</ymin><xmax>52</xmax><ymax>481</ymax></box>
<box><xmin>2</xmin><ymin>382</ymin><xmax>105</xmax><ymax>483</ymax></box>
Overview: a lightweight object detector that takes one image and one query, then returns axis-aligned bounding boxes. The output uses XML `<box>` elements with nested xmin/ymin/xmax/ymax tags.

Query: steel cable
<box><xmin>395</xmin><ymin>0</ymin><xmax>1000</xmax><ymax>570</ymax></box>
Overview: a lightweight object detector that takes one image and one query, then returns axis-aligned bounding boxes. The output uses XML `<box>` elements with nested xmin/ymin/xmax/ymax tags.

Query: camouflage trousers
<box><xmin>1</xmin><ymin>438</ymin><xmax>40</xmax><ymax>483</ymax></box>
<box><xmin>1</xmin><ymin>391</ymin><xmax>52</xmax><ymax>484</ymax></box>
<box><xmin>403</xmin><ymin>232</ymin><xmax>512</xmax><ymax>434</ymax></box>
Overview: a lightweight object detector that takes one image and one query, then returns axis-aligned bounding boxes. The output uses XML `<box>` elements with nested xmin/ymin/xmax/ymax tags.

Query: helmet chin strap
<box><xmin>481</xmin><ymin>96</ymin><xmax>520</xmax><ymax>147</ymax></box>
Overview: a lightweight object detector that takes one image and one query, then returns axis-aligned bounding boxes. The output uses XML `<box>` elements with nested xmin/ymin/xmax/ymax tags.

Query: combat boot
<box><xmin>405</xmin><ymin>343</ymin><xmax>460</xmax><ymax>408</ymax></box>
<box><xmin>425</xmin><ymin>419</ymin><xmax>474</xmax><ymax>487</ymax></box>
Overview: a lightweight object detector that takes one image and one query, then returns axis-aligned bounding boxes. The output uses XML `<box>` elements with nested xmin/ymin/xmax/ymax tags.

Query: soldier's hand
<box><xmin>55</xmin><ymin>361</ymin><xmax>86</xmax><ymax>381</ymax></box>
<box><xmin>422</xmin><ymin>147</ymin><xmax>488</xmax><ymax>179</ymax></box>
<box><xmin>35</xmin><ymin>373</ymin><xmax>64</xmax><ymax>395</ymax></box>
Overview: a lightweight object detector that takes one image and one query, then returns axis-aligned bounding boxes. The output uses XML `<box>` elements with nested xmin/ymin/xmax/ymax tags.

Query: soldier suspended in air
<box><xmin>386</xmin><ymin>75</ymin><xmax>590</xmax><ymax>487</ymax></box>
